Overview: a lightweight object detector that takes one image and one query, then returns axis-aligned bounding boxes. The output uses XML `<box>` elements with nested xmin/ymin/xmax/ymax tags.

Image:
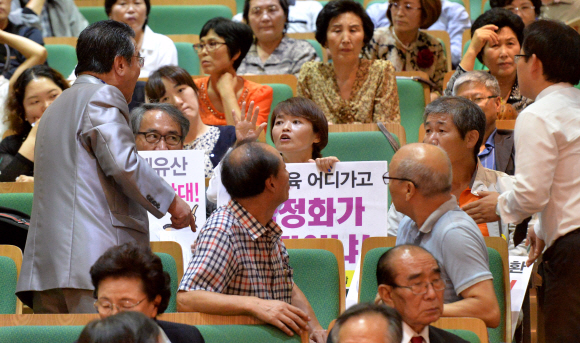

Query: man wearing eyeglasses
<box><xmin>130</xmin><ymin>103</ymin><xmax>189</xmax><ymax>151</ymax></box>
<box><xmin>387</xmin><ymin>143</ymin><xmax>500</xmax><ymax>329</ymax></box>
<box><xmin>377</xmin><ymin>245</ymin><xmax>469</xmax><ymax>343</ymax></box>
<box><xmin>16</xmin><ymin>20</ymin><xmax>194</xmax><ymax>314</ymax></box>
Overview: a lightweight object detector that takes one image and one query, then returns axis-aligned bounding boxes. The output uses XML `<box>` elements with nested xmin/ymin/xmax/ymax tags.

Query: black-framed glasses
<box><xmin>514</xmin><ymin>54</ymin><xmax>529</xmax><ymax>63</ymax></box>
<box><xmin>383</xmin><ymin>171</ymin><xmax>416</xmax><ymax>187</ymax></box>
<box><xmin>462</xmin><ymin>95</ymin><xmax>498</xmax><ymax>104</ymax></box>
<box><xmin>137</xmin><ymin>132</ymin><xmax>183</xmax><ymax>145</ymax></box>
<box><xmin>193</xmin><ymin>42</ymin><xmax>227</xmax><ymax>53</ymax></box>
<box><xmin>93</xmin><ymin>297</ymin><xmax>147</xmax><ymax>315</ymax></box>
<box><xmin>133</xmin><ymin>55</ymin><xmax>145</xmax><ymax>68</ymax></box>
<box><xmin>504</xmin><ymin>5</ymin><xmax>535</xmax><ymax>13</ymax></box>
<box><xmin>388</xmin><ymin>1</ymin><xmax>422</xmax><ymax>12</ymax></box>
<box><xmin>392</xmin><ymin>278</ymin><xmax>446</xmax><ymax>295</ymax></box>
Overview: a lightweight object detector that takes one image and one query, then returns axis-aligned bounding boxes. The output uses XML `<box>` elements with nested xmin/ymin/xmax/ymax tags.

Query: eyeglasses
<box><xmin>514</xmin><ymin>54</ymin><xmax>530</xmax><ymax>63</ymax></box>
<box><xmin>93</xmin><ymin>297</ymin><xmax>147</xmax><ymax>315</ymax></box>
<box><xmin>389</xmin><ymin>2</ymin><xmax>422</xmax><ymax>12</ymax></box>
<box><xmin>504</xmin><ymin>5</ymin><xmax>535</xmax><ymax>13</ymax></box>
<box><xmin>392</xmin><ymin>278</ymin><xmax>446</xmax><ymax>295</ymax></box>
<box><xmin>137</xmin><ymin>131</ymin><xmax>183</xmax><ymax>145</ymax></box>
<box><xmin>133</xmin><ymin>55</ymin><xmax>145</xmax><ymax>68</ymax></box>
<box><xmin>193</xmin><ymin>42</ymin><xmax>227</xmax><ymax>53</ymax></box>
<box><xmin>250</xmin><ymin>5</ymin><xmax>281</xmax><ymax>17</ymax></box>
<box><xmin>383</xmin><ymin>171</ymin><xmax>417</xmax><ymax>187</ymax></box>
<box><xmin>462</xmin><ymin>95</ymin><xmax>498</xmax><ymax>104</ymax></box>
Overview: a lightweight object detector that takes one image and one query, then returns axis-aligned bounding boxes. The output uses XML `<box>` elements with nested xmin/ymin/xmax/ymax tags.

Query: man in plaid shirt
<box><xmin>177</xmin><ymin>141</ymin><xmax>326</xmax><ymax>342</ymax></box>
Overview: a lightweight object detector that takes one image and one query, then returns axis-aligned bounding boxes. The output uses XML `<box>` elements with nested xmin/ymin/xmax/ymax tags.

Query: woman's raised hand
<box><xmin>232</xmin><ymin>101</ymin><xmax>267</xmax><ymax>142</ymax></box>
<box><xmin>469</xmin><ymin>24</ymin><xmax>499</xmax><ymax>55</ymax></box>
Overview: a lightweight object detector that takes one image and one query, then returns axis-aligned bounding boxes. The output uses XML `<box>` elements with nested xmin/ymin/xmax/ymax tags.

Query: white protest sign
<box><xmin>139</xmin><ymin>150</ymin><xmax>206</xmax><ymax>268</ymax></box>
<box><xmin>509</xmin><ymin>256</ymin><xmax>533</xmax><ymax>338</ymax></box>
<box><xmin>276</xmin><ymin>161</ymin><xmax>389</xmax><ymax>287</ymax></box>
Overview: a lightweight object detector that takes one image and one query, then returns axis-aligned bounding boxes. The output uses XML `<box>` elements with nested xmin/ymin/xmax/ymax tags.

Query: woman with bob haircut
<box><xmin>364</xmin><ymin>0</ymin><xmax>448</xmax><ymax>96</ymax></box>
<box><xmin>193</xmin><ymin>17</ymin><xmax>273</xmax><ymax>126</ymax></box>
<box><xmin>297</xmin><ymin>0</ymin><xmax>400</xmax><ymax>125</ymax></box>
<box><xmin>89</xmin><ymin>243</ymin><xmax>205</xmax><ymax>343</ymax></box>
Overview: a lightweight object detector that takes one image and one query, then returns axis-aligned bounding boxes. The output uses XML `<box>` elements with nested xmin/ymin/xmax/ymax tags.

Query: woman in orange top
<box><xmin>194</xmin><ymin>17</ymin><xmax>273</xmax><ymax>126</ymax></box>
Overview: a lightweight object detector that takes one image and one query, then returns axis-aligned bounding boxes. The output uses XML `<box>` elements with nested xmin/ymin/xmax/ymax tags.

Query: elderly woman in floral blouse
<box><xmin>297</xmin><ymin>0</ymin><xmax>400</xmax><ymax>124</ymax></box>
<box><xmin>364</xmin><ymin>0</ymin><xmax>447</xmax><ymax>98</ymax></box>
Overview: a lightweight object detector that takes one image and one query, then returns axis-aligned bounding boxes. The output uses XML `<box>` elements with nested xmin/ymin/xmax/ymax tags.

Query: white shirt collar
<box><xmin>535</xmin><ymin>83</ymin><xmax>574</xmax><ymax>102</ymax></box>
<box><xmin>401</xmin><ymin>322</ymin><xmax>430</xmax><ymax>343</ymax></box>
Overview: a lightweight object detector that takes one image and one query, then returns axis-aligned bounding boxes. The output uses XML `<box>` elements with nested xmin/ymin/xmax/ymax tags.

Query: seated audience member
<box><xmin>237</xmin><ymin>0</ymin><xmax>319</xmax><ymax>76</ymax></box>
<box><xmin>90</xmin><ymin>243</ymin><xmax>205</xmax><ymax>343</ymax></box>
<box><xmin>0</xmin><ymin>0</ymin><xmax>43</xmax><ymax>79</ymax></box>
<box><xmin>452</xmin><ymin>71</ymin><xmax>515</xmax><ymax>175</ymax></box>
<box><xmin>146</xmin><ymin>66</ymin><xmax>236</xmax><ymax>177</ymax></box>
<box><xmin>207</xmin><ymin>97</ymin><xmax>339</xmax><ymax>207</ymax></box>
<box><xmin>445</xmin><ymin>9</ymin><xmax>533</xmax><ymax>115</ymax></box>
<box><xmin>130</xmin><ymin>103</ymin><xmax>189</xmax><ymax>151</ymax></box>
<box><xmin>194</xmin><ymin>17</ymin><xmax>273</xmax><ymax>126</ymax></box>
<box><xmin>78</xmin><ymin>311</ymin><xmax>159</xmax><ymax>343</ymax></box>
<box><xmin>297</xmin><ymin>0</ymin><xmax>400</xmax><ymax>124</ymax></box>
<box><xmin>9</xmin><ymin>0</ymin><xmax>88</xmax><ymax>37</ymax></box>
<box><xmin>490</xmin><ymin>0</ymin><xmax>541</xmax><ymax>26</ymax></box>
<box><xmin>364</xmin><ymin>0</ymin><xmax>448</xmax><ymax>96</ymax></box>
<box><xmin>234</xmin><ymin>0</ymin><xmax>323</xmax><ymax>33</ymax></box>
<box><xmin>328</xmin><ymin>303</ymin><xmax>403</xmax><ymax>343</ymax></box>
<box><xmin>0</xmin><ymin>65</ymin><xmax>68</xmax><ymax>182</ymax></box>
<box><xmin>366</xmin><ymin>0</ymin><xmax>470</xmax><ymax>68</ymax></box>
<box><xmin>387</xmin><ymin>142</ymin><xmax>500</xmax><ymax>328</ymax></box>
<box><xmin>178</xmin><ymin>141</ymin><xmax>326</xmax><ymax>343</ymax></box>
<box><xmin>539</xmin><ymin>0</ymin><xmax>580</xmax><ymax>23</ymax></box>
<box><xmin>377</xmin><ymin>245</ymin><xmax>470</xmax><ymax>343</ymax></box>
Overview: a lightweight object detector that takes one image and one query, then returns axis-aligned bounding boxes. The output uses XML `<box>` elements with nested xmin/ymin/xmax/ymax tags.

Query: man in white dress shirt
<box><xmin>472</xmin><ymin>19</ymin><xmax>580</xmax><ymax>341</ymax></box>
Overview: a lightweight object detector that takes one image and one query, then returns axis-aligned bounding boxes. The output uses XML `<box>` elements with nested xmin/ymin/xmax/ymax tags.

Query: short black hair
<box><xmin>146</xmin><ymin>65</ymin><xmax>199</xmax><ymax>103</ymax></box>
<box><xmin>90</xmin><ymin>243</ymin><xmax>171</xmax><ymax>315</ymax></box>
<box><xmin>243</xmin><ymin>0</ymin><xmax>290</xmax><ymax>34</ymax></box>
<box><xmin>75</xmin><ymin>20</ymin><xmax>136</xmax><ymax>76</ymax></box>
<box><xmin>376</xmin><ymin>245</ymin><xmax>439</xmax><ymax>287</ymax></box>
<box><xmin>130</xmin><ymin>103</ymin><xmax>190</xmax><ymax>139</ymax></box>
<box><xmin>424</xmin><ymin>96</ymin><xmax>486</xmax><ymax>162</ymax></box>
<box><xmin>329</xmin><ymin>303</ymin><xmax>403</xmax><ymax>343</ymax></box>
<box><xmin>522</xmin><ymin>20</ymin><xmax>580</xmax><ymax>85</ymax></box>
<box><xmin>104</xmin><ymin>0</ymin><xmax>151</xmax><ymax>29</ymax></box>
<box><xmin>270</xmin><ymin>97</ymin><xmax>329</xmax><ymax>159</ymax></box>
<box><xmin>315</xmin><ymin>0</ymin><xmax>374</xmax><ymax>47</ymax></box>
<box><xmin>471</xmin><ymin>8</ymin><xmax>524</xmax><ymax>64</ymax></box>
<box><xmin>490</xmin><ymin>0</ymin><xmax>541</xmax><ymax>17</ymax></box>
<box><xmin>221</xmin><ymin>141</ymin><xmax>281</xmax><ymax>199</ymax></box>
<box><xmin>199</xmin><ymin>17</ymin><xmax>254</xmax><ymax>71</ymax></box>
<box><xmin>78</xmin><ymin>311</ymin><xmax>159</xmax><ymax>343</ymax></box>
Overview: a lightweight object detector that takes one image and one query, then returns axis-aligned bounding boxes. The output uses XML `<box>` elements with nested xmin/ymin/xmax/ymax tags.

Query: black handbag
<box><xmin>0</xmin><ymin>206</ymin><xmax>29</xmax><ymax>251</ymax></box>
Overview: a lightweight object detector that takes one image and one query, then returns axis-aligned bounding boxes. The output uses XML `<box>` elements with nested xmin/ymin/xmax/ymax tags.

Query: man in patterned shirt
<box><xmin>177</xmin><ymin>141</ymin><xmax>326</xmax><ymax>343</ymax></box>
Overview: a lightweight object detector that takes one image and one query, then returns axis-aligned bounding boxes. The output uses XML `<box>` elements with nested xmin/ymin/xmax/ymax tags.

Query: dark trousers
<box><xmin>541</xmin><ymin>230</ymin><xmax>580</xmax><ymax>342</ymax></box>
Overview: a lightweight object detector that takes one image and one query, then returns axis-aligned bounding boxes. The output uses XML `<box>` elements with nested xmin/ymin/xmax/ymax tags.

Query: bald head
<box><xmin>221</xmin><ymin>142</ymin><xmax>282</xmax><ymax>199</ymax></box>
<box><xmin>377</xmin><ymin>245</ymin><xmax>439</xmax><ymax>287</ymax></box>
<box><xmin>390</xmin><ymin>143</ymin><xmax>452</xmax><ymax>198</ymax></box>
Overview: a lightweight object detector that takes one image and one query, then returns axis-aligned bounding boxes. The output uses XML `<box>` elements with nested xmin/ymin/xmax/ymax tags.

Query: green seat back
<box><xmin>483</xmin><ymin>0</ymin><xmax>491</xmax><ymax>12</ymax></box>
<box><xmin>359</xmin><ymin>247</ymin><xmax>392</xmax><ymax>303</ymax></box>
<box><xmin>0</xmin><ymin>193</ymin><xmax>33</xmax><ymax>216</ymax></box>
<box><xmin>154</xmin><ymin>252</ymin><xmax>178</xmax><ymax>313</ymax></box>
<box><xmin>197</xmin><ymin>324</ymin><xmax>302</xmax><ymax>343</ymax></box>
<box><xmin>264</xmin><ymin>83</ymin><xmax>294</xmax><ymax>146</ymax></box>
<box><xmin>149</xmin><ymin>6</ymin><xmax>232</xmax><ymax>35</ymax></box>
<box><xmin>396</xmin><ymin>77</ymin><xmax>427</xmax><ymax>143</ymax></box>
<box><xmin>78</xmin><ymin>7</ymin><xmax>107</xmax><ymax>25</ymax></box>
<box><xmin>322</xmin><ymin>131</ymin><xmax>397</xmax><ymax>162</ymax></box>
<box><xmin>447</xmin><ymin>0</ymin><xmax>467</xmax><ymax>9</ymax></box>
<box><xmin>576</xmin><ymin>82</ymin><xmax>580</xmax><ymax>90</ymax></box>
<box><xmin>306</xmin><ymin>39</ymin><xmax>324</xmax><ymax>61</ymax></box>
<box><xmin>462</xmin><ymin>40</ymin><xmax>488</xmax><ymax>71</ymax></box>
<box><xmin>235</xmin><ymin>0</ymin><xmax>245</xmax><ymax>13</ymax></box>
<box><xmin>470</xmin><ymin>0</ymin><xmax>483</xmax><ymax>21</ymax></box>
<box><xmin>0</xmin><ymin>325</ymin><xmax>85</xmax><ymax>343</ymax></box>
<box><xmin>446</xmin><ymin>329</ymin><xmax>481</xmax><ymax>343</ymax></box>
<box><xmin>174</xmin><ymin>42</ymin><xmax>200</xmax><ymax>75</ymax></box>
<box><xmin>46</xmin><ymin>44</ymin><xmax>77</xmax><ymax>77</ymax></box>
<box><xmin>487</xmin><ymin>247</ymin><xmax>505</xmax><ymax>343</ymax></box>
<box><xmin>0</xmin><ymin>256</ymin><xmax>18</xmax><ymax>314</ymax></box>
<box><xmin>287</xmin><ymin>249</ymin><xmax>340</xmax><ymax>329</ymax></box>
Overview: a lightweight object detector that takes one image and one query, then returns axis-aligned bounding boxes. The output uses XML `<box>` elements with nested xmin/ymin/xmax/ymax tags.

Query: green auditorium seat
<box><xmin>154</xmin><ymin>252</ymin><xmax>179</xmax><ymax>313</ymax></box>
<box><xmin>197</xmin><ymin>324</ymin><xmax>302</xmax><ymax>343</ymax></box>
<box><xmin>447</xmin><ymin>329</ymin><xmax>481</xmax><ymax>343</ymax></box>
<box><xmin>486</xmin><ymin>243</ymin><xmax>508</xmax><ymax>343</ymax></box>
<box><xmin>306</xmin><ymin>39</ymin><xmax>325</xmax><ymax>62</ymax></box>
<box><xmin>46</xmin><ymin>44</ymin><xmax>77</xmax><ymax>77</ymax></box>
<box><xmin>0</xmin><ymin>245</ymin><xmax>21</xmax><ymax>314</ymax></box>
<box><xmin>148</xmin><ymin>5</ymin><xmax>232</xmax><ymax>35</ymax></box>
<box><xmin>321</xmin><ymin>131</ymin><xmax>398</xmax><ymax>162</ymax></box>
<box><xmin>0</xmin><ymin>193</ymin><xmax>33</xmax><ymax>216</ymax></box>
<box><xmin>263</xmin><ymin>83</ymin><xmax>294</xmax><ymax>145</ymax></box>
<box><xmin>78</xmin><ymin>7</ymin><xmax>107</xmax><ymax>25</ymax></box>
<box><xmin>174</xmin><ymin>42</ymin><xmax>200</xmax><ymax>75</ymax></box>
<box><xmin>396</xmin><ymin>76</ymin><xmax>428</xmax><ymax>144</ymax></box>
<box><xmin>0</xmin><ymin>325</ymin><xmax>85</xmax><ymax>343</ymax></box>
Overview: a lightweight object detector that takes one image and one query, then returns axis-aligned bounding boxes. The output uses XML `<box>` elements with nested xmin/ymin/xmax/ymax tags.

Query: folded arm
<box><xmin>442</xmin><ymin>279</ymin><xmax>501</xmax><ymax>328</ymax></box>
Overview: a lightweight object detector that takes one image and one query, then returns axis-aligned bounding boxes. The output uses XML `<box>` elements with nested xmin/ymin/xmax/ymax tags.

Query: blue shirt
<box><xmin>478</xmin><ymin>129</ymin><xmax>497</xmax><ymax>171</ymax></box>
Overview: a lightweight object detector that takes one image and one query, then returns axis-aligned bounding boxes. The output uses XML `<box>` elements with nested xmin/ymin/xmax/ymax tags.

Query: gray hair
<box><xmin>423</xmin><ymin>96</ymin><xmax>486</xmax><ymax>162</ymax></box>
<box><xmin>452</xmin><ymin>71</ymin><xmax>501</xmax><ymax>97</ymax></box>
<box><xmin>329</xmin><ymin>303</ymin><xmax>402</xmax><ymax>343</ymax></box>
<box><xmin>129</xmin><ymin>103</ymin><xmax>190</xmax><ymax>138</ymax></box>
<box><xmin>396</xmin><ymin>146</ymin><xmax>453</xmax><ymax>198</ymax></box>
